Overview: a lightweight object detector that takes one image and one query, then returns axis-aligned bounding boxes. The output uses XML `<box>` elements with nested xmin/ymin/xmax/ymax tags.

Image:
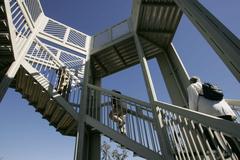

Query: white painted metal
<box><xmin>86</xmin><ymin>84</ymin><xmax>160</xmax><ymax>153</ymax></box>
<box><xmin>174</xmin><ymin>0</ymin><xmax>240</xmax><ymax>82</ymax></box>
<box><xmin>154</xmin><ymin>100</ymin><xmax>240</xmax><ymax>160</ymax></box>
<box><xmin>134</xmin><ymin>33</ymin><xmax>174</xmax><ymax>160</ymax></box>
<box><xmin>92</xmin><ymin>18</ymin><xmax>132</xmax><ymax>49</ymax></box>
<box><xmin>38</xmin><ymin>16</ymin><xmax>91</xmax><ymax>54</ymax></box>
<box><xmin>1</xmin><ymin>0</ymin><xmax>240</xmax><ymax>159</ymax></box>
<box><xmin>156</xmin><ymin>44</ymin><xmax>190</xmax><ymax>107</ymax></box>
<box><xmin>21</xmin><ymin>60</ymin><xmax>78</xmax><ymax>119</ymax></box>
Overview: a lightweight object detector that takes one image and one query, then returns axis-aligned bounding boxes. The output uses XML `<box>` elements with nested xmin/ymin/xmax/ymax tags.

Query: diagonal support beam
<box><xmin>134</xmin><ymin>34</ymin><xmax>174</xmax><ymax>160</ymax></box>
<box><xmin>174</xmin><ymin>0</ymin><xmax>240</xmax><ymax>81</ymax></box>
<box><xmin>156</xmin><ymin>44</ymin><xmax>190</xmax><ymax>107</ymax></box>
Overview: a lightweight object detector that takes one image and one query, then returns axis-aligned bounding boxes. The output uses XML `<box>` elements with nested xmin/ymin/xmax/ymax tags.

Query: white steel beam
<box><xmin>156</xmin><ymin>44</ymin><xmax>190</xmax><ymax>107</ymax></box>
<box><xmin>134</xmin><ymin>34</ymin><xmax>174</xmax><ymax>160</ymax></box>
<box><xmin>74</xmin><ymin>38</ymin><xmax>93</xmax><ymax>160</ymax></box>
<box><xmin>131</xmin><ymin>0</ymin><xmax>141</xmax><ymax>32</ymax></box>
<box><xmin>174</xmin><ymin>0</ymin><xmax>240</xmax><ymax>81</ymax></box>
<box><xmin>88</xmin><ymin>78</ymin><xmax>101</xmax><ymax>160</ymax></box>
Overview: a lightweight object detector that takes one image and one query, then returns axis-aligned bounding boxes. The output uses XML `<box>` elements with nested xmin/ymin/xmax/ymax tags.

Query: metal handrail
<box><xmin>155</xmin><ymin>100</ymin><xmax>240</xmax><ymax>159</ymax></box>
<box><xmin>24</xmin><ymin>38</ymin><xmax>82</xmax><ymax>111</ymax></box>
<box><xmin>86</xmin><ymin>84</ymin><xmax>161</xmax><ymax>154</ymax></box>
<box><xmin>92</xmin><ymin>18</ymin><xmax>132</xmax><ymax>48</ymax></box>
<box><xmin>155</xmin><ymin>101</ymin><xmax>240</xmax><ymax>138</ymax></box>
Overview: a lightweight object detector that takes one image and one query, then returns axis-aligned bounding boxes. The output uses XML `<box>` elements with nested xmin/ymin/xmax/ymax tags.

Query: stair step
<box><xmin>27</xmin><ymin>81</ymin><xmax>39</xmax><ymax>103</ymax></box>
<box><xmin>43</xmin><ymin>99</ymin><xmax>56</xmax><ymax>118</ymax></box>
<box><xmin>16</xmin><ymin>68</ymin><xmax>24</xmax><ymax>91</ymax></box>
<box><xmin>23</xmin><ymin>73</ymin><xmax>33</xmax><ymax>97</ymax></box>
<box><xmin>36</xmin><ymin>90</ymin><xmax>51</xmax><ymax>111</ymax></box>
<box><xmin>29</xmin><ymin>83</ymin><xmax>42</xmax><ymax>105</ymax></box>
<box><xmin>19</xmin><ymin>72</ymin><xmax>30</xmax><ymax>95</ymax></box>
<box><xmin>50</xmin><ymin>106</ymin><xmax>65</xmax><ymax>126</ymax></box>
<box><xmin>56</xmin><ymin>113</ymin><xmax>73</xmax><ymax>130</ymax></box>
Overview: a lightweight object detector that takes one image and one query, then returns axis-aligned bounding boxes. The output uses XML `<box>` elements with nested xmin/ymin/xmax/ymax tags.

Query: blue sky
<box><xmin>0</xmin><ymin>1</ymin><xmax>240</xmax><ymax>160</ymax></box>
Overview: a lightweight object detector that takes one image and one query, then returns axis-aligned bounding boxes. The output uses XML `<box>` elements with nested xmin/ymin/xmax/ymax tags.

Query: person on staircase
<box><xmin>56</xmin><ymin>67</ymin><xmax>71</xmax><ymax>100</ymax></box>
<box><xmin>109</xmin><ymin>90</ymin><xmax>127</xmax><ymax>134</ymax></box>
<box><xmin>187</xmin><ymin>76</ymin><xmax>239</xmax><ymax>158</ymax></box>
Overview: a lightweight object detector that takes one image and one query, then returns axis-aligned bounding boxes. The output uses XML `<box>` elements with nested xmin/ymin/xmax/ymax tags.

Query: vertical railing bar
<box><xmin>171</xmin><ymin>117</ymin><xmax>191</xmax><ymax>160</ymax></box>
<box><xmin>131</xmin><ymin>105</ymin><xmax>137</xmax><ymax>142</ymax></box>
<box><xmin>87</xmin><ymin>87</ymin><xmax>91</xmax><ymax>115</ymax></box>
<box><xmin>101</xmin><ymin>95</ymin><xmax>104</xmax><ymax>124</ymax></box>
<box><xmin>32</xmin><ymin>46</ymin><xmax>40</xmax><ymax>69</ymax></box>
<box><xmin>16</xmin><ymin>29</ymin><xmax>29</xmax><ymax>49</ymax></box>
<box><xmin>73</xmin><ymin>87</ymin><xmax>77</xmax><ymax>105</ymax></box>
<box><xmin>206</xmin><ymin>127</ymin><xmax>225</xmax><ymax>159</ymax></box>
<box><xmin>184</xmin><ymin>118</ymin><xmax>202</xmax><ymax>160</ymax></box>
<box><xmin>91</xmin><ymin>90</ymin><xmax>94</xmax><ymax>118</ymax></box>
<box><xmin>35</xmin><ymin>48</ymin><xmax>44</xmax><ymax>70</ymax></box>
<box><xmin>176</xmin><ymin>116</ymin><xmax>196</xmax><ymax>160</ymax></box>
<box><xmin>165</xmin><ymin>112</ymin><xmax>183</xmax><ymax>160</ymax></box>
<box><xmin>38</xmin><ymin>50</ymin><xmax>45</xmax><ymax>73</ymax></box>
<box><xmin>95</xmin><ymin>89</ymin><xmax>98</xmax><ymax>121</ymax></box>
<box><xmin>134</xmin><ymin>103</ymin><xmax>143</xmax><ymax>145</ymax></box>
<box><xmin>107</xmin><ymin>95</ymin><xmax>111</xmax><ymax>128</ymax></box>
<box><xmin>146</xmin><ymin>110</ymin><xmax>157</xmax><ymax>152</ymax></box>
<box><xmin>193</xmin><ymin>122</ymin><xmax>212</xmax><ymax>160</ymax></box>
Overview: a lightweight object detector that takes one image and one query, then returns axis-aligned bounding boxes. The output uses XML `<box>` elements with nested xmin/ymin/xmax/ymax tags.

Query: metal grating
<box><xmin>44</xmin><ymin>19</ymin><xmax>67</xmax><ymax>40</ymax></box>
<box><xmin>138</xmin><ymin>0</ymin><xmax>182</xmax><ymax>46</ymax></box>
<box><xmin>24</xmin><ymin>0</ymin><xmax>42</xmax><ymax>22</ymax></box>
<box><xmin>67</xmin><ymin>29</ymin><xmax>86</xmax><ymax>48</ymax></box>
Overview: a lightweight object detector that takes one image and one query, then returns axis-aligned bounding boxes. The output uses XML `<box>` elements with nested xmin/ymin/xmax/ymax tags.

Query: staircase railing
<box><xmin>9</xmin><ymin>0</ymin><xmax>32</xmax><ymax>53</ymax></box>
<box><xmin>24</xmin><ymin>38</ymin><xmax>83</xmax><ymax>112</ymax></box>
<box><xmin>92</xmin><ymin>18</ymin><xmax>132</xmax><ymax>49</ymax></box>
<box><xmin>155</xmin><ymin>101</ymin><xmax>240</xmax><ymax>160</ymax></box>
<box><xmin>86</xmin><ymin>84</ymin><xmax>161</xmax><ymax>154</ymax></box>
<box><xmin>85</xmin><ymin>84</ymin><xmax>240</xmax><ymax>159</ymax></box>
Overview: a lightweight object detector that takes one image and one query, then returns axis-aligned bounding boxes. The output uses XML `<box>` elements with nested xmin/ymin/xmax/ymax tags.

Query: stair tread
<box><xmin>15</xmin><ymin>67</ymin><xmax>77</xmax><ymax>137</ymax></box>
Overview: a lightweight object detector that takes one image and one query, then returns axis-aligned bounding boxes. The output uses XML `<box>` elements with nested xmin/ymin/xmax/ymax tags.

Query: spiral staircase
<box><xmin>0</xmin><ymin>0</ymin><xmax>240</xmax><ymax>159</ymax></box>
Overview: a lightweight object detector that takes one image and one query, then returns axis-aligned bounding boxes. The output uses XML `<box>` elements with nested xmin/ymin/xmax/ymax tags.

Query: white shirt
<box><xmin>187</xmin><ymin>82</ymin><xmax>236</xmax><ymax>118</ymax></box>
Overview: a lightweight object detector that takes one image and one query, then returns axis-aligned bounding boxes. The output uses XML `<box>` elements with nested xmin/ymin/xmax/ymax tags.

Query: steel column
<box><xmin>134</xmin><ymin>34</ymin><xmax>174</xmax><ymax>160</ymax></box>
<box><xmin>74</xmin><ymin>56</ymin><xmax>91</xmax><ymax>160</ymax></box>
<box><xmin>156</xmin><ymin>44</ymin><xmax>190</xmax><ymax>107</ymax></box>
<box><xmin>174</xmin><ymin>0</ymin><xmax>240</xmax><ymax>81</ymax></box>
<box><xmin>88</xmin><ymin>77</ymin><xmax>101</xmax><ymax>160</ymax></box>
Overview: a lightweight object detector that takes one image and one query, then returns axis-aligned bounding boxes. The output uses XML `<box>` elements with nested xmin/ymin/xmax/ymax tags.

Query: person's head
<box><xmin>189</xmin><ymin>76</ymin><xmax>201</xmax><ymax>84</ymax></box>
